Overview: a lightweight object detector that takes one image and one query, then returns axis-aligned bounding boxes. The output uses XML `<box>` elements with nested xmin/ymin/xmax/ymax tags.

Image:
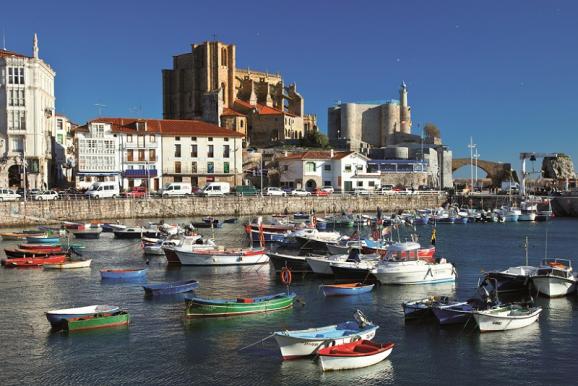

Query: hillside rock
<box><xmin>542</xmin><ymin>155</ymin><xmax>576</xmax><ymax>179</ymax></box>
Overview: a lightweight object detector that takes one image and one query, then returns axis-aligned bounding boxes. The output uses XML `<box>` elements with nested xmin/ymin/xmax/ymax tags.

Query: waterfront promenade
<box><xmin>0</xmin><ymin>193</ymin><xmax>446</xmax><ymax>227</ymax></box>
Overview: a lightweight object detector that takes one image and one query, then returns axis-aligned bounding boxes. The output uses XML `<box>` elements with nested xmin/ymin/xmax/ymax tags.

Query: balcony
<box><xmin>123</xmin><ymin>169</ymin><xmax>158</xmax><ymax>178</ymax></box>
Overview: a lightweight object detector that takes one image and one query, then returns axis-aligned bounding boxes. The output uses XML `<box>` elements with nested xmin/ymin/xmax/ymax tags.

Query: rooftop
<box><xmin>0</xmin><ymin>49</ymin><xmax>30</xmax><ymax>59</ymax></box>
<box><xmin>278</xmin><ymin>151</ymin><xmax>358</xmax><ymax>161</ymax></box>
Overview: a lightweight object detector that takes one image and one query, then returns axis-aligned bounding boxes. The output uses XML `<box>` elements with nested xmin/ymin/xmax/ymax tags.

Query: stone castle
<box><xmin>162</xmin><ymin>41</ymin><xmax>317</xmax><ymax>147</ymax></box>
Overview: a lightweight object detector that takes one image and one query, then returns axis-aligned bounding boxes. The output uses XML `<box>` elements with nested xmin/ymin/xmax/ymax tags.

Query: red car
<box><xmin>312</xmin><ymin>188</ymin><xmax>330</xmax><ymax>197</ymax></box>
<box><xmin>123</xmin><ymin>186</ymin><xmax>147</xmax><ymax>198</ymax></box>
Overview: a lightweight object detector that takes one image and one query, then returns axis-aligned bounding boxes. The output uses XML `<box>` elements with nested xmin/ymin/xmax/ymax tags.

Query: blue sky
<box><xmin>3</xmin><ymin>0</ymin><xmax>577</xmax><ymax>173</ymax></box>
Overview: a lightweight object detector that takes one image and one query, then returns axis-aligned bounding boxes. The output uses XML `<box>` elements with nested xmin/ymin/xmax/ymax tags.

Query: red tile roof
<box><xmin>78</xmin><ymin>117</ymin><xmax>244</xmax><ymax>138</ymax></box>
<box><xmin>233</xmin><ymin>99</ymin><xmax>296</xmax><ymax>117</ymax></box>
<box><xmin>222</xmin><ymin>108</ymin><xmax>245</xmax><ymax>117</ymax></box>
<box><xmin>277</xmin><ymin>151</ymin><xmax>357</xmax><ymax>161</ymax></box>
<box><xmin>0</xmin><ymin>49</ymin><xmax>30</xmax><ymax>59</ymax></box>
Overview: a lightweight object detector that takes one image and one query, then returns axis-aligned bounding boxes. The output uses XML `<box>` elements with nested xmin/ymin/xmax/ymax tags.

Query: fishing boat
<box><xmin>43</xmin><ymin>259</ymin><xmax>92</xmax><ymax>269</ymax></box>
<box><xmin>531</xmin><ymin>258</ymin><xmax>577</xmax><ymax>297</ymax></box>
<box><xmin>46</xmin><ymin>305</ymin><xmax>120</xmax><ymax>328</ymax></box>
<box><xmin>372</xmin><ymin>242</ymin><xmax>456</xmax><ymax>285</ymax></box>
<box><xmin>288</xmin><ymin>228</ymin><xmax>343</xmax><ymax>250</ymax></box>
<box><xmin>142</xmin><ymin>279</ymin><xmax>199</xmax><ymax>296</ymax></box>
<box><xmin>191</xmin><ymin>221</ymin><xmax>223</xmax><ymax>229</ymax></box>
<box><xmin>223</xmin><ymin>218</ymin><xmax>238</xmax><ymax>224</ymax></box>
<box><xmin>402</xmin><ymin>296</ymin><xmax>453</xmax><ymax>319</ymax></box>
<box><xmin>162</xmin><ymin>235</ymin><xmax>216</xmax><ymax>264</ymax></box>
<box><xmin>268</xmin><ymin>250</ymin><xmax>315</xmax><ymax>273</ymax></box>
<box><xmin>306</xmin><ymin>250</ymin><xmax>380</xmax><ymax>276</ymax></box>
<box><xmin>484</xmin><ymin>266</ymin><xmax>537</xmax><ymax>293</ymax></box>
<box><xmin>0</xmin><ymin>231</ymin><xmax>47</xmax><ymax>240</ymax></box>
<box><xmin>4</xmin><ymin>247</ymin><xmax>65</xmax><ymax>258</ymax></box>
<box><xmin>318</xmin><ymin>340</ymin><xmax>395</xmax><ymax>371</ymax></box>
<box><xmin>273</xmin><ymin>310</ymin><xmax>378</xmax><ymax>360</ymax></box>
<box><xmin>19</xmin><ymin>243</ymin><xmax>62</xmax><ymax>251</ymax></box>
<box><xmin>100</xmin><ymin>268</ymin><xmax>148</xmax><ymax>281</ymax></box>
<box><xmin>320</xmin><ymin>282</ymin><xmax>374</xmax><ymax>296</ymax></box>
<box><xmin>472</xmin><ymin>304</ymin><xmax>542</xmax><ymax>332</ymax></box>
<box><xmin>101</xmin><ymin>223</ymin><xmax>127</xmax><ymax>233</ymax></box>
<box><xmin>175</xmin><ymin>247</ymin><xmax>269</xmax><ymax>266</ymax></box>
<box><xmin>2</xmin><ymin>254</ymin><xmax>67</xmax><ymax>267</ymax></box>
<box><xmin>26</xmin><ymin>236</ymin><xmax>61</xmax><ymax>244</ymax></box>
<box><xmin>63</xmin><ymin>311</ymin><xmax>130</xmax><ymax>332</ymax></box>
<box><xmin>113</xmin><ymin>227</ymin><xmax>145</xmax><ymax>239</ymax></box>
<box><xmin>185</xmin><ymin>292</ymin><xmax>295</xmax><ymax>317</ymax></box>
<box><xmin>69</xmin><ymin>226</ymin><xmax>103</xmax><ymax>239</ymax></box>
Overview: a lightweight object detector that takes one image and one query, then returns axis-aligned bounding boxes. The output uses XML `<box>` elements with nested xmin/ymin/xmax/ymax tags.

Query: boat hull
<box><xmin>321</xmin><ymin>284</ymin><xmax>374</xmax><ymax>296</ymax></box>
<box><xmin>473</xmin><ymin>307</ymin><xmax>542</xmax><ymax>332</ymax></box>
<box><xmin>100</xmin><ymin>268</ymin><xmax>148</xmax><ymax>281</ymax></box>
<box><xmin>185</xmin><ymin>293</ymin><xmax>295</xmax><ymax>317</ymax></box>
<box><xmin>43</xmin><ymin>260</ymin><xmax>92</xmax><ymax>269</ymax></box>
<box><xmin>319</xmin><ymin>342</ymin><xmax>394</xmax><ymax>371</ymax></box>
<box><xmin>531</xmin><ymin>276</ymin><xmax>576</xmax><ymax>297</ymax></box>
<box><xmin>432</xmin><ymin>303</ymin><xmax>472</xmax><ymax>325</ymax></box>
<box><xmin>64</xmin><ymin>312</ymin><xmax>130</xmax><ymax>332</ymax></box>
<box><xmin>373</xmin><ymin>262</ymin><xmax>456</xmax><ymax>285</ymax></box>
<box><xmin>2</xmin><ymin>255</ymin><xmax>67</xmax><ymax>267</ymax></box>
<box><xmin>46</xmin><ymin>305</ymin><xmax>120</xmax><ymax>328</ymax></box>
<box><xmin>143</xmin><ymin>280</ymin><xmax>199</xmax><ymax>296</ymax></box>
<box><xmin>306</xmin><ymin>256</ymin><xmax>334</xmax><ymax>275</ymax></box>
<box><xmin>268</xmin><ymin>253</ymin><xmax>312</xmax><ymax>273</ymax></box>
<box><xmin>175</xmin><ymin>249</ymin><xmax>269</xmax><ymax>266</ymax></box>
<box><xmin>71</xmin><ymin>231</ymin><xmax>102</xmax><ymax>239</ymax></box>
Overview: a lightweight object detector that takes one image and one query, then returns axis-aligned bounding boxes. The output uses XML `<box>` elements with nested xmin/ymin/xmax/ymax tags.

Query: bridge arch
<box><xmin>452</xmin><ymin>159</ymin><xmax>515</xmax><ymax>186</ymax></box>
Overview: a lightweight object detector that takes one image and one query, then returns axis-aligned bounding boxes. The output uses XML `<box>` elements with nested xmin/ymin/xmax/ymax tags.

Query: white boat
<box><xmin>531</xmin><ymin>258</ymin><xmax>577</xmax><ymax>297</ymax></box>
<box><xmin>306</xmin><ymin>252</ymin><xmax>380</xmax><ymax>276</ymax></box>
<box><xmin>473</xmin><ymin>304</ymin><xmax>542</xmax><ymax>332</ymax></box>
<box><xmin>484</xmin><ymin>265</ymin><xmax>538</xmax><ymax>293</ymax></box>
<box><xmin>372</xmin><ymin>242</ymin><xmax>456</xmax><ymax>285</ymax></box>
<box><xmin>273</xmin><ymin>311</ymin><xmax>378</xmax><ymax>360</ymax></box>
<box><xmin>175</xmin><ymin>247</ymin><xmax>269</xmax><ymax>266</ymax></box>
<box><xmin>518</xmin><ymin>201</ymin><xmax>538</xmax><ymax>221</ymax></box>
<box><xmin>43</xmin><ymin>259</ymin><xmax>92</xmax><ymax>269</ymax></box>
<box><xmin>318</xmin><ymin>340</ymin><xmax>394</xmax><ymax>371</ymax></box>
<box><xmin>163</xmin><ymin>235</ymin><xmax>217</xmax><ymax>264</ymax></box>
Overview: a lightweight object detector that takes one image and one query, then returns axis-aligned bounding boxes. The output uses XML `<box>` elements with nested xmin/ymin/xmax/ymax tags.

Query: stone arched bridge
<box><xmin>452</xmin><ymin>159</ymin><xmax>516</xmax><ymax>186</ymax></box>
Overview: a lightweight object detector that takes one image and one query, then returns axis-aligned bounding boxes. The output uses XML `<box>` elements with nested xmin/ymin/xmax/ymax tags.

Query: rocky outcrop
<box><xmin>542</xmin><ymin>155</ymin><xmax>576</xmax><ymax>179</ymax></box>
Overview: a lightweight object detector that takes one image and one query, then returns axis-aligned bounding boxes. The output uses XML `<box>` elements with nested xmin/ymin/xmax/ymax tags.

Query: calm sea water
<box><xmin>1</xmin><ymin>217</ymin><xmax>577</xmax><ymax>385</ymax></box>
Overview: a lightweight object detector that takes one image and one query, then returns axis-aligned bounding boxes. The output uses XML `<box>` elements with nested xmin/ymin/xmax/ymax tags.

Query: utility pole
<box><xmin>467</xmin><ymin>137</ymin><xmax>476</xmax><ymax>191</ymax></box>
<box><xmin>474</xmin><ymin>148</ymin><xmax>480</xmax><ymax>190</ymax></box>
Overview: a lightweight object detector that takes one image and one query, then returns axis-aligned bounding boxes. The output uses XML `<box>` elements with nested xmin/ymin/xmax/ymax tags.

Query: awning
<box><xmin>123</xmin><ymin>169</ymin><xmax>158</xmax><ymax>178</ymax></box>
<box><xmin>76</xmin><ymin>172</ymin><xmax>120</xmax><ymax>176</ymax></box>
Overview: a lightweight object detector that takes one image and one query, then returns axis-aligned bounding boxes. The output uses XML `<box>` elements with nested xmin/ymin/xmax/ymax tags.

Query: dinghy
<box><xmin>185</xmin><ymin>292</ymin><xmax>295</xmax><ymax>317</ymax></box>
<box><xmin>43</xmin><ymin>259</ymin><xmax>92</xmax><ymax>269</ymax></box>
<box><xmin>143</xmin><ymin>279</ymin><xmax>199</xmax><ymax>296</ymax></box>
<box><xmin>318</xmin><ymin>340</ymin><xmax>394</xmax><ymax>371</ymax></box>
<box><xmin>402</xmin><ymin>296</ymin><xmax>453</xmax><ymax>320</ymax></box>
<box><xmin>473</xmin><ymin>304</ymin><xmax>542</xmax><ymax>332</ymax></box>
<box><xmin>45</xmin><ymin>304</ymin><xmax>120</xmax><ymax>329</ymax></box>
<box><xmin>100</xmin><ymin>268</ymin><xmax>148</xmax><ymax>281</ymax></box>
<box><xmin>2</xmin><ymin>254</ymin><xmax>67</xmax><ymax>267</ymax></box>
<box><xmin>63</xmin><ymin>311</ymin><xmax>130</xmax><ymax>332</ymax></box>
<box><xmin>320</xmin><ymin>283</ymin><xmax>374</xmax><ymax>296</ymax></box>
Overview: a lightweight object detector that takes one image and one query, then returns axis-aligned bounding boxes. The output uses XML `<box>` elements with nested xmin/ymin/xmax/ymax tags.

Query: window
<box><xmin>356</xmin><ymin>165</ymin><xmax>363</xmax><ymax>171</ymax></box>
<box><xmin>128</xmin><ymin>150</ymin><xmax>134</xmax><ymax>162</ymax></box>
<box><xmin>57</xmin><ymin>134</ymin><xmax>63</xmax><ymax>144</ymax></box>
<box><xmin>344</xmin><ymin>165</ymin><xmax>352</xmax><ymax>172</ymax></box>
<box><xmin>191</xmin><ymin>144</ymin><xmax>198</xmax><ymax>157</ymax></box>
<box><xmin>175</xmin><ymin>137</ymin><xmax>181</xmax><ymax>141</ymax></box>
<box><xmin>208</xmin><ymin>145</ymin><xmax>214</xmax><ymax>158</ymax></box>
<box><xmin>138</xmin><ymin>149</ymin><xmax>145</xmax><ymax>161</ymax></box>
<box><xmin>137</xmin><ymin>135</ymin><xmax>144</xmax><ymax>147</ymax></box>
<box><xmin>207</xmin><ymin>162</ymin><xmax>214</xmax><ymax>174</ymax></box>
<box><xmin>369</xmin><ymin>181</ymin><xmax>375</xmax><ymax>187</ymax></box>
<box><xmin>8</xmin><ymin>68</ymin><xmax>14</xmax><ymax>84</ymax></box>
<box><xmin>149</xmin><ymin>135</ymin><xmax>155</xmax><ymax>142</ymax></box>
<box><xmin>149</xmin><ymin>149</ymin><xmax>156</xmax><ymax>161</ymax></box>
<box><xmin>174</xmin><ymin>144</ymin><xmax>181</xmax><ymax>157</ymax></box>
<box><xmin>223</xmin><ymin>145</ymin><xmax>230</xmax><ymax>158</ymax></box>
<box><xmin>224</xmin><ymin>137</ymin><xmax>229</xmax><ymax>142</ymax></box>
<box><xmin>174</xmin><ymin>161</ymin><xmax>181</xmax><ymax>173</ymax></box>
<box><xmin>208</xmin><ymin>137</ymin><xmax>213</xmax><ymax>142</ymax></box>
<box><xmin>127</xmin><ymin>135</ymin><xmax>133</xmax><ymax>143</ymax></box>
<box><xmin>324</xmin><ymin>180</ymin><xmax>331</xmax><ymax>187</ymax></box>
<box><xmin>357</xmin><ymin>181</ymin><xmax>363</xmax><ymax>187</ymax></box>
<box><xmin>174</xmin><ymin>176</ymin><xmax>182</xmax><ymax>182</ymax></box>
<box><xmin>19</xmin><ymin>68</ymin><xmax>24</xmax><ymax>84</ymax></box>
<box><xmin>191</xmin><ymin>137</ymin><xmax>197</xmax><ymax>141</ymax></box>
<box><xmin>224</xmin><ymin>162</ymin><xmax>230</xmax><ymax>173</ymax></box>
<box><xmin>324</xmin><ymin>165</ymin><xmax>331</xmax><ymax>171</ymax></box>
<box><xmin>240</xmin><ymin>120</ymin><xmax>244</xmax><ymax>128</ymax></box>
<box><xmin>192</xmin><ymin>161</ymin><xmax>197</xmax><ymax>173</ymax></box>
<box><xmin>10</xmin><ymin>137</ymin><xmax>23</xmax><ymax>152</ymax></box>
<box><xmin>283</xmin><ymin>165</ymin><xmax>288</xmax><ymax>171</ymax></box>
<box><xmin>305</xmin><ymin>162</ymin><xmax>316</xmax><ymax>172</ymax></box>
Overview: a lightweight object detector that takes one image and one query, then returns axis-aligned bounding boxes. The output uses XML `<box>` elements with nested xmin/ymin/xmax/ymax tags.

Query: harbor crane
<box><xmin>519</xmin><ymin>152</ymin><xmax>558</xmax><ymax>196</ymax></box>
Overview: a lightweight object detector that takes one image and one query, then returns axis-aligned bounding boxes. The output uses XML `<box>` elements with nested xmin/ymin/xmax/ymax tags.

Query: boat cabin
<box><xmin>537</xmin><ymin>258</ymin><xmax>573</xmax><ymax>279</ymax></box>
<box><xmin>384</xmin><ymin>242</ymin><xmax>421</xmax><ymax>261</ymax></box>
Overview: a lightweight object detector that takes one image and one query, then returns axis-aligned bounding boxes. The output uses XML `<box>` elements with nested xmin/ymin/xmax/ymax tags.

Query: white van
<box><xmin>85</xmin><ymin>182</ymin><xmax>120</xmax><ymax>199</ymax></box>
<box><xmin>161</xmin><ymin>182</ymin><xmax>192</xmax><ymax>197</ymax></box>
<box><xmin>200</xmin><ymin>182</ymin><xmax>230</xmax><ymax>197</ymax></box>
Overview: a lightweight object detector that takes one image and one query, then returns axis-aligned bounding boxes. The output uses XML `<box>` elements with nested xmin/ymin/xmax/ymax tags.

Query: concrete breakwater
<box><xmin>0</xmin><ymin>193</ymin><xmax>447</xmax><ymax>227</ymax></box>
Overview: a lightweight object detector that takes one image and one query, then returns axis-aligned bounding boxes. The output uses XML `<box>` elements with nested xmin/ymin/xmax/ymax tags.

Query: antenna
<box><xmin>94</xmin><ymin>103</ymin><xmax>107</xmax><ymax>116</ymax></box>
<box><xmin>2</xmin><ymin>28</ymin><xmax>5</xmax><ymax>50</ymax></box>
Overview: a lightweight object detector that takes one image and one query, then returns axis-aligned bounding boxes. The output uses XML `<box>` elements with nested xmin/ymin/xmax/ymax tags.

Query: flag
<box><xmin>431</xmin><ymin>228</ymin><xmax>436</xmax><ymax>246</ymax></box>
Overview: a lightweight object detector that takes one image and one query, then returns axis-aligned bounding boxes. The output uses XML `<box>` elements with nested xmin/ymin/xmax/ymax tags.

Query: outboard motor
<box><xmin>346</xmin><ymin>247</ymin><xmax>361</xmax><ymax>263</ymax></box>
<box><xmin>354</xmin><ymin>309</ymin><xmax>371</xmax><ymax>328</ymax></box>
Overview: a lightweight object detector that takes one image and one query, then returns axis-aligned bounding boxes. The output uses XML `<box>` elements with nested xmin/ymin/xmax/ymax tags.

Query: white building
<box><xmin>0</xmin><ymin>34</ymin><xmax>55</xmax><ymax>189</ymax></box>
<box><xmin>278</xmin><ymin>150</ymin><xmax>381</xmax><ymax>192</ymax></box>
<box><xmin>52</xmin><ymin>114</ymin><xmax>76</xmax><ymax>186</ymax></box>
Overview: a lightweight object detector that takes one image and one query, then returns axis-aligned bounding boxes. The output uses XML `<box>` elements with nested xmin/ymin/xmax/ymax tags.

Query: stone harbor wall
<box><xmin>0</xmin><ymin>194</ymin><xmax>447</xmax><ymax>227</ymax></box>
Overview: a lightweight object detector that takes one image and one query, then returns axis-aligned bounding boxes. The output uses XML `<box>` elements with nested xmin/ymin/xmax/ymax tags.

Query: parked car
<box><xmin>352</xmin><ymin>188</ymin><xmax>372</xmax><ymax>196</ymax></box>
<box><xmin>321</xmin><ymin>186</ymin><xmax>334</xmax><ymax>194</ymax></box>
<box><xmin>161</xmin><ymin>182</ymin><xmax>192</xmax><ymax>197</ymax></box>
<box><xmin>379</xmin><ymin>185</ymin><xmax>394</xmax><ymax>194</ymax></box>
<box><xmin>263</xmin><ymin>187</ymin><xmax>287</xmax><ymax>197</ymax></box>
<box><xmin>311</xmin><ymin>188</ymin><xmax>329</xmax><ymax>197</ymax></box>
<box><xmin>122</xmin><ymin>186</ymin><xmax>147</xmax><ymax>198</ymax></box>
<box><xmin>34</xmin><ymin>190</ymin><xmax>60</xmax><ymax>200</ymax></box>
<box><xmin>0</xmin><ymin>188</ymin><xmax>21</xmax><ymax>201</ymax></box>
<box><xmin>200</xmin><ymin>182</ymin><xmax>231</xmax><ymax>197</ymax></box>
<box><xmin>291</xmin><ymin>188</ymin><xmax>311</xmax><ymax>197</ymax></box>
<box><xmin>235</xmin><ymin>185</ymin><xmax>258</xmax><ymax>197</ymax></box>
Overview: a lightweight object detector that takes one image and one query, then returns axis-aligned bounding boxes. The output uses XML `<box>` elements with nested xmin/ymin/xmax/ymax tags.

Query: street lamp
<box><xmin>473</xmin><ymin>149</ymin><xmax>480</xmax><ymax>190</ymax></box>
<box><xmin>467</xmin><ymin>137</ymin><xmax>476</xmax><ymax>191</ymax></box>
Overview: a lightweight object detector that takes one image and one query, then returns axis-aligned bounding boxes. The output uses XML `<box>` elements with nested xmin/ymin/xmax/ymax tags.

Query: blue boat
<box><xmin>316</xmin><ymin>221</ymin><xmax>327</xmax><ymax>230</ymax></box>
<box><xmin>26</xmin><ymin>236</ymin><xmax>61</xmax><ymax>244</ymax></box>
<box><xmin>432</xmin><ymin>301</ymin><xmax>476</xmax><ymax>325</ymax></box>
<box><xmin>250</xmin><ymin>230</ymin><xmax>286</xmax><ymax>244</ymax></box>
<box><xmin>453</xmin><ymin>217</ymin><xmax>469</xmax><ymax>224</ymax></box>
<box><xmin>414</xmin><ymin>216</ymin><xmax>430</xmax><ymax>225</ymax></box>
<box><xmin>45</xmin><ymin>305</ymin><xmax>120</xmax><ymax>329</ymax></box>
<box><xmin>142</xmin><ymin>279</ymin><xmax>199</xmax><ymax>296</ymax></box>
<box><xmin>100</xmin><ymin>268</ymin><xmax>148</xmax><ymax>281</ymax></box>
<box><xmin>320</xmin><ymin>282</ymin><xmax>375</xmax><ymax>296</ymax></box>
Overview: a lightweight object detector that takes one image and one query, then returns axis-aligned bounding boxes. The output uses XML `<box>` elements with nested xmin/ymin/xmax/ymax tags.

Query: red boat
<box><xmin>19</xmin><ymin>244</ymin><xmax>63</xmax><ymax>251</ymax></box>
<box><xmin>4</xmin><ymin>248</ymin><xmax>65</xmax><ymax>258</ymax></box>
<box><xmin>2</xmin><ymin>254</ymin><xmax>68</xmax><ymax>267</ymax></box>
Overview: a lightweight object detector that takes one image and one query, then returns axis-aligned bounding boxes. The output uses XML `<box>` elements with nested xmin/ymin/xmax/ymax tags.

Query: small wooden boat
<box><xmin>26</xmin><ymin>236</ymin><xmax>61</xmax><ymax>244</ymax></box>
<box><xmin>45</xmin><ymin>304</ymin><xmax>120</xmax><ymax>328</ymax></box>
<box><xmin>4</xmin><ymin>248</ymin><xmax>65</xmax><ymax>258</ymax></box>
<box><xmin>223</xmin><ymin>218</ymin><xmax>238</xmax><ymax>224</ymax></box>
<box><xmin>473</xmin><ymin>304</ymin><xmax>542</xmax><ymax>332</ymax></box>
<box><xmin>113</xmin><ymin>227</ymin><xmax>145</xmax><ymax>239</ymax></box>
<box><xmin>70</xmin><ymin>227</ymin><xmax>103</xmax><ymax>239</ymax></box>
<box><xmin>185</xmin><ymin>292</ymin><xmax>295</xmax><ymax>318</ymax></box>
<box><xmin>100</xmin><ymin>268</ymin><xmax>148</xmax><ymax>281</ymax></box>
<box><xmin>143</xmin><ymin>279</ymin><xmax>199</xmax><ymax>296</ymax></box>
<box><xmin>273</xmin><ymin>311</ymin><xmax>379</xmax><ymax>360</ymax></box>
<box><xmin>0</xmin><ymin>231</ymin><xmax>47</xmax><ymax>240</ymax></box>
<box><xmin>320</xmin><ymin>282</ymin><xmax>375</xmax><ymax>296</ymax></box>
<box><xmin>2</xmin><ymin>254</ymin><xmax>67</xmax><ymax>267</ymax></box>
<box><xmin>191</xmin><ymin>221</ymin><xmax>223</xmax><ymax>229</ymax></box>
<box><xmin>44</xmin><ymin>259</ymin><xmax>92</xmax><ymax>269</ymax></box>
<box><xmin>19</xmin><ymin>243</ymin><xmax>62</xmax><ymax>251</ymax></box>
<box><xmin>175</xmin><ymin>247</ymin><xmax>268</xmax><ymax>266</ymax></box>
<box><xmin>318</xmin><ymin>340</ymin><xmax>395</xmax><ymax>371</ymax></box>
<box><xmin>63</xmin><ymin>311</ymin><xmax>130</xmax><ymax>332</ymax></box>
<box><xmin>402</xmin><ymin>296</ymin><xmax>455</xmax><ymax>319</ymax></box>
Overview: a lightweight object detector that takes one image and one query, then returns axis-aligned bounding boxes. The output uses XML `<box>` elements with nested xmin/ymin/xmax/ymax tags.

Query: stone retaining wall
<box><xmin>0</xmin><ymin>193</ymin><xmax>447</xmax><ymax>227</ymax></box>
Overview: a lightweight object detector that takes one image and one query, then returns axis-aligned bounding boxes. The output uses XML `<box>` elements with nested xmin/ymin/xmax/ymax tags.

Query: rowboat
<box><xmin>26</xmin><ymin>236</ymin><xmax>61</xmax><ymax>244</ymax></box>
<box><xmin>4</xmin><ymin>247</ymin><xmax>65</xmax><ymax>258</ymax></box>
<box><xmin>2</xmin><ymin>254</ymin><xmax>67</xmax><ymax>267</ymax></box>
<box><xmin>143</xmin><ymin>279</ymin><xmax>199</xmax><ymax>296</ymax></box>
<box><xmin>473</xmin><ymin>304</ymin><xmax>542</xmax><ymax>332</ymax></box>
<box><xmin>185</xmin><ymin>292</ymin><xmax>295</xmax><ymax>318</ymax></box>
<box><xmin>100</xmin><ymin>268</ymin><xmax>148</xmax><ymax>281</ymax></box>
<box><xmin>320</xmin><ymin>283</ymin><xmax>374</xmax><ymax>296</ymax></box>
<box><xmin>113</xmin><ymin>227</ymin><xmax>145</xmax><ymax>239</ymax></box>
<box><xmin>44</xmin><ymin>259</ymin><xmax>92</xmax><ymax>269</ymax></box>
<box><xmin>402</xmin><ymin>296</ymin><xmax>454</xmax><ymax>320</ymax></box>
<box><xmin>0</xmin><ymin>232</ymin><xmax>47</xmax><ymax>240</ymax></box>
<box><xmin>175</xmin><ymin>247</ymin><xmax>269</xmax><ymax>266</ymax></box>
<box><xmin>45</xmin><ymin>304</ymin><xmax>120</xmax><ymax>329</ymax></box>
<box><xmin>63</xmin><ymin>311</ymin><xmax>130</xmax><ymax>332</ymax></box>
<box><xmin>273</xmin><ymin>310</ymin><xmax>379</xmax><ymax>360</ymax></box>
<box><xmin>432</xmin><ymin>301</ymin><xmax>475</xmax><ymax>325</ymax></box>
<box><xmin>70</xmin><ymin>228</ymin><xmax>103</xmax><ymax>239</ymax></box>
<box><xmin>318</xmin><ymin>340</ymin><xmax>395</xmax><ymax>371</ymax></box>
<box><xmin>19</xmin><ymin>243</ymin><xmax>62</xmax><ymax>251</ymax></box>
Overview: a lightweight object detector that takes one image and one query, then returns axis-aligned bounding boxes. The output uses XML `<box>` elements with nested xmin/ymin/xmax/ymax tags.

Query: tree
<box><xmin>423</xmin><ymin>122</ymin><xmax>441</xmax><ymax>138</ymax></box>
<box><xmin>301</xmin><ymin>131</ymin><xmax>329</xmax><ymax>149</ymax></box>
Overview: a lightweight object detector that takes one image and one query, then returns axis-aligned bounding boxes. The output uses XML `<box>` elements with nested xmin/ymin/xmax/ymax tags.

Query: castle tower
<box><xmin>399</xmin><ymin>81</ymin><xmax>412</xmax><ymax>134</ymax></box>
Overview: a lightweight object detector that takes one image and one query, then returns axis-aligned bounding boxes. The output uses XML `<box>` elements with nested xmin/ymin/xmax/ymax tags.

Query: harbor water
<box><xmin>1</xmin><ymin>218</ymin><xmax>577</xmax><ymax>385</ymax></box>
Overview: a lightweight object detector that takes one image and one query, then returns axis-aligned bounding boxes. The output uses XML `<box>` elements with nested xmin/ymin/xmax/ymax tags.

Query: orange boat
<box><xmin>2</xmin><ymin>255</ymin><xmax>67</xmax><ymax>268</ymax></box>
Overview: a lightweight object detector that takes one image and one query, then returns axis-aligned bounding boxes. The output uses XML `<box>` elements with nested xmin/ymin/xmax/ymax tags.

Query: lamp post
<box><xmin>473</xmin><ymin>149</ymin><xmax>480</xmax><ymax>190</ymax></box>
<box><xmin>467</xmin><ymin>137</ymin><xmax>476</xmax><ymax>191</ymax></box>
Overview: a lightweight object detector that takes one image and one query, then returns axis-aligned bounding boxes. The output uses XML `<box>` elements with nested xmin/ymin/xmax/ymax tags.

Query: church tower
<box><xmin>399</xmin><ymin>81</ymin><xmax>412</xmax><ymax>134</ymax></box>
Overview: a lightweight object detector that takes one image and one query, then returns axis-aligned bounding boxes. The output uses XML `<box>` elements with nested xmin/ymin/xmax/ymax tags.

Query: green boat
<box><xmin>185</xmin><ymin>292</ymin><xmax>296</xmax><ymax>318</ymax></box>
<box><xmin>64</xmin><ymin>311</ymin><xmax>130</xmax><ymax>332</ymax></box>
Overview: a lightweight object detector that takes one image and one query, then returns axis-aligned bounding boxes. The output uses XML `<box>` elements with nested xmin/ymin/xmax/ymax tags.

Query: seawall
<box><xmin>0</xmin><ymin>193</ymin><xmax>447</xmax><ymax>227</ymax></box>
